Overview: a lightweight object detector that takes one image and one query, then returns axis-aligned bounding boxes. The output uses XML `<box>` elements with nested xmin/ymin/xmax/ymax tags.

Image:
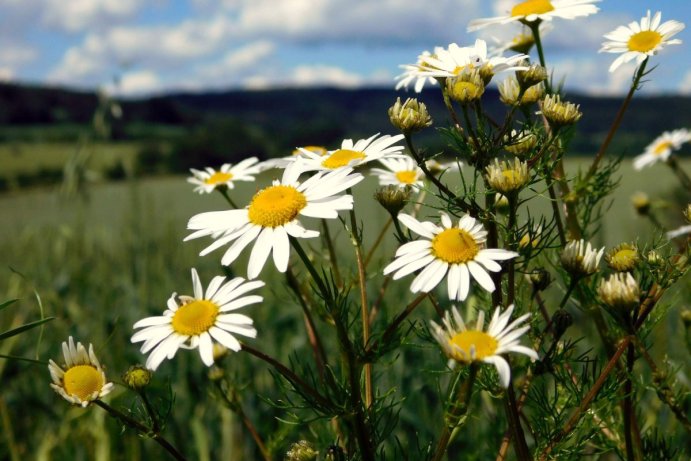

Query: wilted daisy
<box><xmin>598</xmin><ymin>272</ymin><xmax>640</xmax><ymax>311</ymax></box>
<box><xmin>132</xmin><ymin>268</ymin><xmax>263</xmax><ymax>371</ymax></box>
<box><xmin>633</xmin><ymin>128</ymin><xmax>691</xmax><ymax>170</ymax></box>
<box><xmin>561</xmin><ymin>239</ymin><xmax>604</xmax><ymax>277</ymax></box>
<box><xmin>49</xmin><ymin>337</ymin><xmax>114</xmax><ymax>407</ymax></box>
<box><xmin>187</xmin><ymin>157</ymin><xmax>263</xmax><ymax>194</ymax></box>
<box><xmin>186</xmin><ymin>164</ymin><xmax>363</xmax><ymax>278</ymax></box>
<box><xmin>468</xmin><ymin>0</ymin><xmax>600</xmax><ymax>32</ymax></box>
<box><xmin>296</xmin><ymin>133</ymin><xmax>405</xmax><ymax>172</ymax></box>
<box><xmin>396</xmin><ymin>40</ymin><xmax>527</xmax><ymax>92</ymax></box>
<box><xmin>370</xmin><ymin>157</ymin><xmax>424</xmax><ymax>190</ymax></box>
<box><xmin>383</xmin><ymin>212</ymin><xmax>518</xmax><ymax>301</ymax></box>
<box><xmin>430</xmin><ymin>304</ymin><xmax>538</xmax><ymax>387</ymax></box>
<box><xmin>600</xmin><ymin>10</ymin><xmax>685</xmax><ymax>72</ymax></box>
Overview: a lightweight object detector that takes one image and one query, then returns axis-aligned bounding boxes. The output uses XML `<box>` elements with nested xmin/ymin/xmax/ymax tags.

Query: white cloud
<box><xmin>0</xmin><ymin>43</ymin><xmax>37</xmax><ymax>66</ymax></box>
<box><xmin>41</xmin><ymin>0</ymin><xmax>141</xmax><ymax>33</ymax></box>
<box><xmin>680</xmin><ymin>71</ymin><xmax>691</xmax><ymax>95</ymax></box>
<box><xmin>197</xmin><ymin>41</ymin><xmax>276</xmax><ymax>81</ymax></box>
<box><xmin>0</xmin><ymin>67</ymin><xmax>14</xmax><ymax>81</ymax></box>
<box><xmin>107</xmin><ymin>70</ymin><xmax>162</xmax><ymax>96</ymax></box>
<box><xmin>243</xmin><ymin>65</ymin><xmax>390</xmax><ymax>90</ymax></box>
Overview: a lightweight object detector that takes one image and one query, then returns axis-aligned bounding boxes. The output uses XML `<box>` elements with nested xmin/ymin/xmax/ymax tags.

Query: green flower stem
<box><xmin>507</xmin><ymin>194</ymin><xmax>519</xmax><ymax>306</ymax></box>
<box><xmin>504</xmin><ymin>378</ymin><xmax>532</xmax><ymax>461</ymax></box>
<box><xmin>440</xmin><ymin>81</ymin><xmax>464</xmax><ymax>131</ymax></box>
<box><xmin>347</xmin><ymin>201</ymin><xmax>373</xmax><ymax>409</ymax></box>
<box><xmin>622</xmin><ymin>342</ymin><xmax>644</xmax><ymax>461</ymax></box>
<box><xmin>461</xmin><ymin>105</ymin><xmax>482</xmax><ymax>156</ymax></box>
<box><xmin>218</xmin><ymin>188</ymin><xmax>239</xmax><ymax>208</ymax></box>
<box><xmin>364</xmin><ymin>216</ymin><xmax>392</xmax><ymax>268</ymax></box>
<box><xmin>94</xmin><ymin>399</ymin><xmax>187</xmax><ymax>461</ymax></box>
<box><xmin>321</xmin><ymin>219</ymin><xmax>342</xmax><ymax>286</ymax></box>
<box><xmin>528</xmin><ymin>21</ymin><xmax>550</xmax><ymax>92</ymax></box>
<box><xmin>587</xmin><ymin>59</ymin><xmax>648</xmax><ymax>179</ymax></box>
<box><xmin>364</xmin><ymin>292</ymin><xmax>427</xmax><ymax>357</ymax></box>
<box><xmin>430</xmin><ymin>363</ymin><xmax>478</xmax><ymax>461</ymax></box>
<box><xmin>666</xmin><ymin>155</ymin><xmax>691</xmax><ymax>192</ymax></box>
<box><xmin>538</xmin><ymin>336</ymin><xmax>633</xmax><ymax>460</ymax></box>
<box><xmin>558</xmin><ymin>277</ymin><xmax>579</xmax><ymax>310</ymax></box>
<box><xmin>290</xmin><ymin>237</ymin><xmax>330</xmax><ymax>299</ymax></box>
<box><xmin>543</xmin><ymin>164</ymin><xmax>566</xmax><ymax>246</ymax></box>
<box><xmin>484</xmin><ymin>192</ymin><xmax>504</xmax><ymax>307</ymax></box>
<box><xmin>138</xmin><ymin>389</ymin><xmax>160</xmax><ymax>433</ymax></box>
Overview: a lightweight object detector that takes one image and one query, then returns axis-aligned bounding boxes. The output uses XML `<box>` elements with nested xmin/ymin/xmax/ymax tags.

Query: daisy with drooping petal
<box><xmin>383</xmin><ymin>212</ymin><xmax>518</xmax><ymax>301</ymax></box>
<box><xmin>395</xmin><ymin>48</ymin><xmax>446</xmax><ymax>92</ymax></box>
<box><xmin>633</xmin><ymin>128</ymin><xmax>691</xmax><ymax>170</ymax></box>
<box><xmin>468</xmin><ymin>0</ymin><xmax>600</xmax><ymax>32</ymax></box>
<box><xmin>561</xmin><ymin>239</ymin><xmax>604</xmax><ymax>277</ymax></box>
<box><xmin>430</xmin><ymin>304</ymin><xmax>538</xmax><ymax>387</ymax></box>
<box><xmin>370</xmin><ymin>157</ymin><xmax>424</xmax><ymax>191</ymax></box>
<box><xmin>600</xmin><ymin>10</ymin><xmax>685</xmax><ymax>72</ymax></box>
<box><xmin>186</xmin><ymin>163</ymin><xmax>363</xmax><ymax>279</ymax></box>
<box><xmin>49</xmin><ymin>337</ymin><xmax>114</xmax><ymax>407</ymax></box>
<box><xmin>187</xmin><ymin>157</ymin><xmax>263</xmax><ymax>194</ymax></box>
<box><xmin>296</xmin><ymin>133</ymin><xmax>405</xmax><ymax>172</ymax></box>
<box><xmin>396</xmin><ymin>40</ymin><xmax>527</xmax><ymax>92</ymax></box>
<box><xmin>131</xmin><ymin>268</ymin><xmax>263</xmax><ymax>371</ymax></box>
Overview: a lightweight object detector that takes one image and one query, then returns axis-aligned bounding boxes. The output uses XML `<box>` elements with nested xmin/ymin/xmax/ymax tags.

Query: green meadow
<box><xmin>0</xmin><ymin>156</ymin><xmax>688</xmax><ymax>460</ymax></box>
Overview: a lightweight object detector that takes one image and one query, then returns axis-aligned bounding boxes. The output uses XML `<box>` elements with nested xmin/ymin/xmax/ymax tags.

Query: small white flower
<box><xmin>561</xmin><ymin>239</ymin><xmax>604</xmax><ymax>277</ymax></box>
<box><xmin>600</xmin><ymin>10</ymin><xmax>685</xmax><ymax>72</ymax></box>
<box><xmin>187</xmin><ymin>157</ymin><xmax>263</xmax><ymax>194</ymax></box>
<box><xmin>294</xmin><ymin>133</ymin><xmax>405</xmax><ymax>172</ymax></box>
<box><xmin>186</xmin><ymin>163</ymin><xmax>363</xmax><ymax>278</ymax></box>
<box><xmin>48</xmin><ymin>337</ymin><xmax>114</xmax><ymax>407</ymax></box>
<box><xmin>131</xmin><ymin>268</ymin><xmax>263</xmax><ymax>371</ymax></box>
<box><xmin>430</xmin><ymin>304</ymin><xmax>538</xmax><ymax>388</ymax></box>
<box><xmin>633</xmin><ymin>128</ymin><xmax>691</xmax><ymax>170</ymax></box>
<box><xmin>383</xmin><ymin>212</ymin><xmax>518</xmax><ymax>301</ymax></box>
<box><xmin>468</xmin><ymin>0</ymin><xmax>600</xmax><ymax>32</ymax></box>
<box><xmin>370</xmin><ymin>157</ymin><xmax>424</xmax><ymax>190</ymax></box>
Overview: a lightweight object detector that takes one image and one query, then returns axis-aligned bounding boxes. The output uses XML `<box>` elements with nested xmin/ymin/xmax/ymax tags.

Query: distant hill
<box><xmin>1</xmin><ymin>81</ymin><xmax>690</xmax><ymax>158</ymax></box>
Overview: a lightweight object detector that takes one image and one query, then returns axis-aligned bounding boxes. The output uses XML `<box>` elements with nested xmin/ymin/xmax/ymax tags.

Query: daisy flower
<box><xmin>396</xmin><ymin>40</ymin><xmax>527</xmax><ymax>92</ymax></box>
<box><xmin>186</xmin><ymin>163</ymin><xmax>363</xmax><ymax>278</ymax></box>
<box><xmin>561</xmin><ymin>239</ymin><xmax>604</xmax><ymax>277</ymax></box>
<box><xmin>600</xmin><ymin>10</ymin><xmax>685</xmax><ymax>72</ymax></box>
<box><xmin>49</xmin><ymin>337</ymin><xmax>114</xmax><ymax>407</ymax></box>
<box><xmin>430</xmin><ymin>304</ymin><xmax>538</xmax><ymax>387</ymax></box>
<box><xmin>295</xmin><ymin>133</ymin><xmax>405</xmax><ymax>172</ymax></box>
<box><xmin>131</xmin><ymin>268</ymin><xmax>263</xmax><ymax>371</ymax></box>
<box><xmin>633</xmin><ymin>128</ymin><xmax>691</xmax><ymax>170</ymax></box>
<box><xmin>187</xmin><ymin>157</ymin><xmax>263</xmax><ymax>194</ymax></box>
<box><xmin>370</xmin><ymin>157</ymin><xmax>424</xmax><ymax>190</ymax></box>
<box><xmin>468</xmin><ymin>0</ymin><xmax>600</xmax><ymax>32</ymax></box>
<box><xmin>383</xmin><ymin>212</ymin><xmax>518</xmax><ymax>301</ymax></box>
<box><xmin>395</xmin><ymin>48</ymin><xmax>446</xmax><ymax>92</ymax></box>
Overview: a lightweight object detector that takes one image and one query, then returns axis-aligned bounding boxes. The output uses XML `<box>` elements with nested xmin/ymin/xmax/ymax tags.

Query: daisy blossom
<box><xmin>131</xmin><ymin>268</ymin><xmax>263</xmax><ymax>370</ymax></box>
<box><xmin>468</xmin><ymin>0</ymin><xmax>600</xmax><ymax>32</ymax></box>
<box><xmin>633</xmin><ymin>128</ymin><xmax>691</xmax><ymax>170</ymax></box>
<box><xmin>396</xmin><ymin>40</ymin><xmax>527</xmax><ymax>92</ymax></box>
<box><xmin>295</xmin><ymin>133</ymin><xmax>405</xmax><ymax>172</ymax></box>
<box><xmin>187</xmin><ymin>157</ymin><xmax>263</xmax><ymax>194</ymax></box>
<box><xmin>49</xmin><ymin>337</ymin><xmax>114</xmax><ymax>407</ymax></box>
<box><xmin>186</xmin><ymin>163</ymin><xmax>363</xmax><ymax>278</ymax></box>
<box><xmin>370</xmin><ymin>157</ymin><xmax>424</xmax><ymax>190</ymax></box>
<box><xmin>600</xmin><ymin>10</ymin><xmax>685</xmax><ymax>72</ymax></box>
<box><xmin>383</xmin><ymin>212</ymin><xmax>518</xmax><ymax>301</ymax></box>
<box><xmin>430</xmin><ymin>304</ymin><xmax>538</xmax><ymax>387</ymax></box>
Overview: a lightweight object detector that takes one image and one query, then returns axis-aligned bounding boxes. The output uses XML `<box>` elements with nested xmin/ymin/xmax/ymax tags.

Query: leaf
<box><xmin>0</xmin><ymin>317</ymin><xmax>55</xmax><ymax>341</ymax></box>
<box><xmin>0</xmin><ymin>299</ymin><xmax>19</xmax><ymax>312</ymax></box>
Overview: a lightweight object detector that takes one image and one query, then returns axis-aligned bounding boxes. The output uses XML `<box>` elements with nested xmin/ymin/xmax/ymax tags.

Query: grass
<box><xmin>0</xmin><ymin>158</ymin><xmax>688</xmax><ymax>460</ymax></box>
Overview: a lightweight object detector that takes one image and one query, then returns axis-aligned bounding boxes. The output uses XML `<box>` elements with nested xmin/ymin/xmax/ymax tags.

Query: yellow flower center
<box><xmin>204</xmin><ymin>171</ymin><xmax>233</xmax><ymax>185</ymax></box>
<box><xmin>395</xmin><ymin>170</ymin><xmax>419</xmax><ymax>184</ymax></box>
<box><xmin>653</xmin><ymin>141</ymin><xmax>672</xmax><ymax>156</ymax></box>
<box><xmin>609</xmin><ymin>248</ymin><xmax>638</xmax><ymax>271</ymax></box>
<box><xmin>248</xmin><ymin>185</ymin><xmax>307</xmax><ymax>228</ymax></box>
<box><xmin>448</xmin><ymin>330</ymin><xmax>498</xmax><ymax>361</ymax></box>
<box><xmin>511</xmin><ymin>0</ymin><xmax>554</xmax><ymax>17</ymax></box>
<box><xmin>519</xmin><ymin>233</ymin><xmax>539</xmax><ymax>249</ymax></box>
<box><xmin>502</xmin><ymin>169</ymin><xmax>520</xmax><ymax>182</ymax></box>
<box><xmin>431</xmin><ymin>228</ymin><xmax>480</xmax><ymax>264</ymax></box>
<box><xmin>321</xmin><ymin>149</ymin><xmax>366</xmax><ymax>169</ymax></box>
<box><xmin>171</xmin><ymin>299</ymin><xmax>219</xmax><ymax>336</ymax></box>
<box><xmin>627</xmin><ymin>30</ymin><xmax>663</xmax><ymax>53</ymax></box>
<box><xmin>63</xmin><ymin>365</ymin><xmax>104</xmax><ymax>401</ymax></box>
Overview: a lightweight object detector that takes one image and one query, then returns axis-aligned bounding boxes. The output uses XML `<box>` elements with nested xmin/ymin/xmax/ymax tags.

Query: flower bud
<box><xmin>388</xmin><ymin>97</ymin><xmax>432</xmax><ymax>134</ymax></box>
<box><xmin>684</xmin><ymin>204</ymin><xmax>691</xmax><ymax>223</ymax></box>
<box><xmin>527</xmin><ymin>268</ymin><xmax>552</xmax><ymax>292</ymax></box>
<box><xmin>605</xmin><ymin>243</ymin><xmax>639</xmax><ymax>272</ymax></box>
<box><xmin>598</xmin><ymin>273</ymin><xmax>640</xmax><ymax>311</ymax></box>
<box><xmin>495</xmin><ymin>193</ymin><xmax>510</xmax><ymax>212</ymax></box>
<box><xmin>508</xmin><ymin>31</ymin><xmax>536</xmax><ymax>54</ymax></box>
<box><xmin>374</xmin><ymin>185</ymin><xmax>411</xmax><ymax>216</ymax></box>
<box><xmin>485</xmin><ymin>157</ymin><xmax>530</xmax><ymax>194</ymax></box>
<box><xmin>286</xmin><ymin>441</ymin><xmax>319</xmax><ymax>461</ymax></box>
<box><xmin>446</xmin><ymin>68</ymin><xmax>485</xmax><ymax>104</ymax></box>
<box><xmin>499</xmin><ymin>76</ymin><xmax>544</xmax><ymax>106</ymax></box>
<box><xmin>631</xmin><ymin>192</ymin><xmax>650</xmax><ymax>215</ymax></box>
<box><xmin>551</xmin><ymin>308</ymin><xmax>573</xmax><ymax>339</ymax></box>
<box><xmin>123</xmin><ymin>365</ymin><xmax>152</xmax><ymax>390</ymax></box>
<box><xmin>541</xmin><ymin>94</ymin><xmax>582</xmax><ymax>127</ymax></box>
<box><xmin>646</xmin><ymin>250</ymin><xmax>663</xmax><ymax>267</ymax></box>
<box><xmin>516</xmin><ymin>63</ymin><xmax>548</xmax><ymax>89</ymax></box>
<box><xmin>504</xmin><ymin>130</ymin><xmax>538</xmax><ymax>156</ymax></box>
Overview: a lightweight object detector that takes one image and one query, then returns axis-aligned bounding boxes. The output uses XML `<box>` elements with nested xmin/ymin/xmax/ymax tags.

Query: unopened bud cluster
<box><xmin>388</xmin><ymin>97</ymin><xmax>432</xmax><ymax>134</ymax></box>
<box><xmin>447</xmin><ymin>68</ymin><xmax>485</xmax><ymax>104</ymax></box>
<box><xmin>561</xmin><ymin>239</ymin><xmax>604</xmax><ymax>277</ymax></box>
<box><xmin>541</xmin><ymin>94</ymin><xmax>582</xmax><ymax>127</ymax></box>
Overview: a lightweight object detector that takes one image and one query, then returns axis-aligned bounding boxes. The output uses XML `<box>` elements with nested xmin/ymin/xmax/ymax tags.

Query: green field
<box><xmin>0</xmin><ymin>157</ymin><xmax>688</xmax><ymax>460</ymax></box>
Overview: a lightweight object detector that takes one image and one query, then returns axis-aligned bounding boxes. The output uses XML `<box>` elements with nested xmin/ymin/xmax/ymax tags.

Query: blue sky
<box><xmin>0</xmin><ymin>0</ymin><xmax>689</xmax><ymax>96</ymax></box>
